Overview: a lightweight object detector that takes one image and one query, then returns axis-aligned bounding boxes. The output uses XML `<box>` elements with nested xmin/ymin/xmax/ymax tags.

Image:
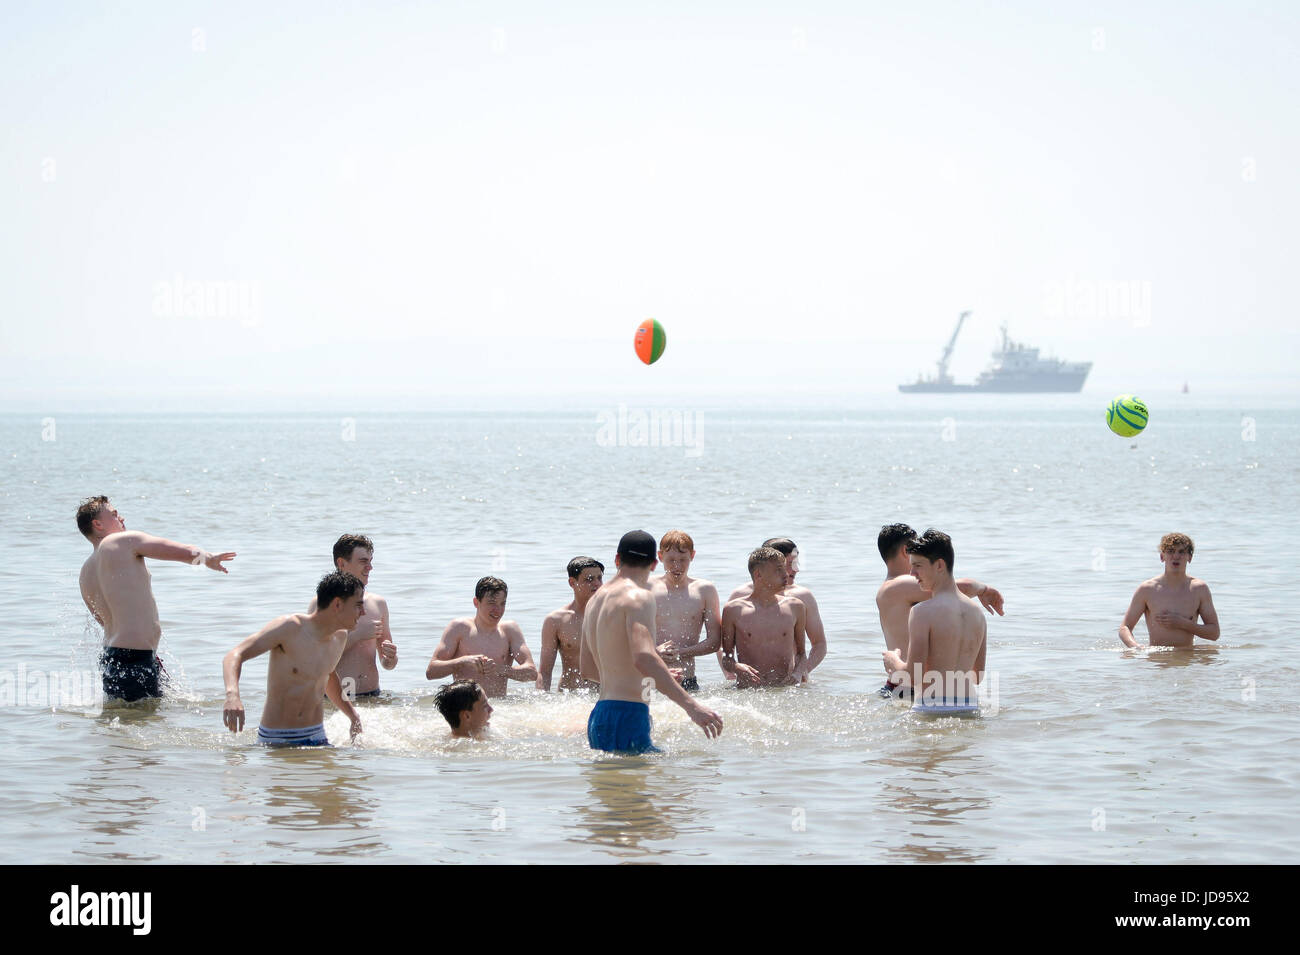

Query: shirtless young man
<box><xmin>721</xmin><ymin>537</ymin><xmax>826</xmax><ymax>680</ymax></box>
<box><xmin>650</xmin><ymin>530</ymin><xmax>720</xmax><ymax>692</ymax></box>
<box><xmin>1118</xmin><ymin>533</ymin><xmax>1220</xmax><ymax>649</ymax></box>
<box><xmin>580</xmin><ymin>531</ymin><xmax>723</xmax><ymax>753</ymax></box>
<box><xmin>76</xmin><ymin>496</ymin><xmax>235</xmax><ymax>702</ymax></box>
<box><xmin>222</xmin><ymin>572</ymin><xmax>365</xmax><ymax>746</ymax></box>
<box><xmin>307</xmin><ymin>534</ymin><xmax>397</xmax><ymax>699</ymax></box>
<box><xmin>435</xmin><ymin>680</ymin><xmax>493</xmax><ymax>739</ymax></box>
<box><xmin>426</xmin><ymin>576</ymin><xmax>537</xmax><ymax>698</ymax></box>
<box><xmin>536</xmin><ymin>557</ymin><xmax>604</xmax><ymax>692</ymax></box>
<box><xmin>875</xmin><ymin>523</ymin><xmax>1003</xmax><ymax>700</ymax></box>
<box><xmin>720</xmin><ymin>547</ymin><xmax>808</xmax><ymax>688</ymax></box>
<box><xmin>882</xmin><ymin>530</ymin><xmax>986</xmax><ymax>715</ymax></box>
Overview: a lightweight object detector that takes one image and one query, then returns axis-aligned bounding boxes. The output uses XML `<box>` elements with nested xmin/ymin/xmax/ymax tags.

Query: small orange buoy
<box><xmin>634</xmin><ymin>319</ymin><xmax>666</xmax><ymax>365</ymax></box>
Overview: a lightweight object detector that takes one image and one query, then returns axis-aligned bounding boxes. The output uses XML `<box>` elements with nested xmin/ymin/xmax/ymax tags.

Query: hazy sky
<box><xmin>3</xmin><ymin>1</ymin><xmax>1297</xmax><ymax>408</ymax></box>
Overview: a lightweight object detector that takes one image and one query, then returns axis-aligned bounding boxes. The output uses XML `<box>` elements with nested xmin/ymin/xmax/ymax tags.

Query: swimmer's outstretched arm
<box><xmin>131</xmin><ymin>532</ymin><xmax>236</xmax><ymax>572</ymax></box>
<box><xmin>222</xmin><ymin>617</ymin><xmax>293</xmax><ymax>732</ymax></box>
<box><xmin>1118</xmin><ymin>586</ymin><xmax>1149</xmax><ymax>649</ymax></box>
<box><xmin>1155</xmin><ymin>583</ymin><xmax>1220</xmax><ymax>641</ymax></box>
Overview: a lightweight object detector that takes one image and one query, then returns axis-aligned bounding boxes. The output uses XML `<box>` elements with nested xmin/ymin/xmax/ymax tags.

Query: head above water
<box><xmin>435</xmin><ymin>680</ymin><xmax>491</xmax><ymax>735</ymax></box>
<box><xmin>316</xmin><ymin>571</ymin><xmax>366</xmax><ymax>625</ymax></box>
<box><xmin>616</xmin><ymin>530</ymin><xmax>657</xmax><ymax>569</ymax></box>
<box><xmin>333</xmin><ymin>533</ymin><xmax>374</xmax><ymax>582</ymax></box>
<box><xmin>747</xmin><ymin>545</ymin><xmax>787</xmax><ymax>585</ymax></box>
<box><xmin>1159</xmin><ymin>532</ymin><xmax>1194</xmax><ymax>559</ymax></box>
<box><xmin>76</xmin><ymin>495</ymin><xmax>125</xmax><ymax>541</ymax></box>
<box><xmin>566</xmin><ymin>556</ymin><xmax>605</xmax><ymax>582</ymax></box>
<box><xmin>877</xmin><ymin>523</ymin><xmax>917</xmax><ymax>563</ymax></box>
<box><xmin>905</xmin><ymin>528</ymin><xmax>955</xmax><ymax>584</ymax></box>
<box><xmin>761</xmin><ymin>537</ymin><xmax>799</xmax><ymax>585</ymax></box>
<box><xmin>659</xmin><ymin>529</ymin><xmax>695</xmax><ymax>554</ymax></box>
<box><xmin>475</xmin><ymin>576</ymin><xmax>508</xmax><ymax>601</ymax></box>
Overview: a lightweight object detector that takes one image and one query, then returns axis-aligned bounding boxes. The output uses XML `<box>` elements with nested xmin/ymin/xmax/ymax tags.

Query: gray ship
<box><xmin>899</xmin><ymin>312</ymin><xmax>1091</xmax><ymax>393</ymax></box>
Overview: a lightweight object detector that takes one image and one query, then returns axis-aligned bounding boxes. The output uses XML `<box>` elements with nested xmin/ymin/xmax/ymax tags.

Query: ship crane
<box><xmin>934</xmin><ymin>310</ymin><xmax>971</xmax><ymax>383</ymax></box>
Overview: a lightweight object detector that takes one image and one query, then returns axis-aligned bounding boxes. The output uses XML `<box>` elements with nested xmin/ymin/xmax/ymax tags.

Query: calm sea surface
<box><xmin>1</xmin><ymin>394</ymin><xmax>1296</xmax><ymax>863</ymax></box>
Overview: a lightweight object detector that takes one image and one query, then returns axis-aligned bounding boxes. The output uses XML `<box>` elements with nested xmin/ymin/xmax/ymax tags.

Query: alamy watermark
<box><xmin>152</xmin><ymin>274</ymin><xmax>260</xmax><ymax>326</ymax></box>
<box><xmin>1</xmin><ymin>665</ymin><xmax>102</xmax><ymax>713</ymax></box>
<box><xmin>1043</xmin><ymin>277</ymin><xmax>1151</xmax><ymax>327</ymax></box>
<box><xmin>595</xmin><ymin>404</ymin><xmax>703</xmax><ymax>458</ymax></box>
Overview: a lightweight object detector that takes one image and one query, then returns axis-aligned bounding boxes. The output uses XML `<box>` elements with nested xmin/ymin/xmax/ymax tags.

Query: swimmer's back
<box><xmin>588</xmin><ymin>579</ymin><xmax>655</xmax><ymax>703</ymax></box>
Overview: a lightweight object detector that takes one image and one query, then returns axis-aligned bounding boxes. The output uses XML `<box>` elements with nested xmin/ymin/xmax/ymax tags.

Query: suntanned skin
<box><xmin>877</xmin><ymin>544</ymin><xmax>1002</xmax><ymax>689</ymax></box>
<box><xmin>78</xmin><ymin>502</ymin><xmax>235</xmax><ymax>650</ymax></box>
<box><xmin>426</xmin><ymin>590</ymin><xmax>538</xmax><ymax>698</ymax></box>
<box><xmin>722</xmin><ymin>547</ymin><xmax>825</xmax><ymax>679</ymax></box>
<box><xmin>222</xmin><ymin>592</ymin><xmax>365</xmax><ymax>739</ymax></box>
<box><xmin>721</xmin><ymin>558</ymin><xmax>808</xmax><ymax>687</ymax></box>
<box><xmin>1119</xmin><ymin>545</ymin><xmax>1220</xmax><ymax>649</ymax></box>
<box><xmin>579</xmin><ymin>556</ymin><xmax>723</xmax><ymax>738</ymax></box>
<box><xmin>537</xmin><ymin>565</ymin><xmax>603</xmax><ymax>691</ymax></box>
<box><xmin>883</xmin><ymin>553</ymin><xmax>986</xmax><ymax>703</ymax></box>
<box><xmin>651</xmin><ymin>546</ymin><xmax>721</xmax><ymax>684</ymax></box>
<box><xmin>307</xmin><ymin>547</ymin><xmax>397</xmax><ymax>696</ymax></box>
<box><xmin>451</xmin><ymin>688</ymin><xmax>494</xmax><ymax>739</ymax></box>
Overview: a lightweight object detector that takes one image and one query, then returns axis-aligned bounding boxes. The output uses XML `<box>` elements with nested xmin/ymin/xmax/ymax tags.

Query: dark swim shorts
<box><xmin>679</xmin><ymin>676</ymin><xmax>700</xmax><ymax>692</ymax></box>
<box><xmin>587</xmin><ymin>700</ymin><xmax>661</xmax><ymax>754</ymax></box>
<box><xmin>100</xmin><ymin>647</ymin><xmax>166</xmax><ymax>702</ymax></box>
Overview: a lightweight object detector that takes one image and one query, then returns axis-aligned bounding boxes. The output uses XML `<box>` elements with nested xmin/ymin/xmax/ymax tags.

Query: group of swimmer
<box><xmin>75</xmin><ymin>494</ymin><xmax>1221</xmax><ymax>753</ymax></box>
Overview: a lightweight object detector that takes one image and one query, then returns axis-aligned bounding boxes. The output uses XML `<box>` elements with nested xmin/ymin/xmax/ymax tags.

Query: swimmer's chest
<box><xmin>276</xmin><ymin>631</ymin><xmax>345</xmax><ymax>674</ymax></box>
<box><xmin>460</xmin><ymin>628</ymin><xmax>512</xmax><ymax>661</ymax></box>
<box><xmin>1147</xmin><ymin>582</ymin><xmax>1198</xmax><ymax>615</ymax></box>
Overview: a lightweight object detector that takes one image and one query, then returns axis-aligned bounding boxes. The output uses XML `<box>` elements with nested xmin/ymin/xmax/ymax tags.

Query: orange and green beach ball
<box><xmin>634</xmin><ymin>318</ymin><xmax>666</xmax><ymax>365</ymax></box>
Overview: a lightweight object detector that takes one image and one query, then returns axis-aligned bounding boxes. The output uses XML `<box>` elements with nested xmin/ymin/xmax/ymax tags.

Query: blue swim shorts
<box><xmin>587</xmin><ymin>700</ymin><xmax>661</xmax><ymax>754</ymax></box>
<box><xmin>257</xmin><ymin>723</ymin><xmax>331</xmax><ymax>747</ymax></box>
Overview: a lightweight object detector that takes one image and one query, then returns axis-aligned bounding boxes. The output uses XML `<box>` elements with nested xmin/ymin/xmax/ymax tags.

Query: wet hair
<box><xmin>316</xmin><ymin>571</ymin><xmax>365</xmax><ymax>607</ymax></box>
<box><xmin>76</xmin><ymin>496</ymin><xmax>111</xmax><ymax>540</ymax></box>
<box><xmin>567</xmin><ymin>557</ymin><xmax>605</xmax><ymax>579</ymax></box>
<box><xmin>475</xmin><ymin>576</ymin><xmax>508</xmax><ymax>601</ymax></box>
<box><xmin>762</xmin><ymin>537</ymin><xmax>797</xmax><ymax>557</ymax></box>
<box><xmin>659</xmin><ymin>529</ymin><xmax>695</xmax><ymax>553</ymax></box>
<box><xmin>1159</xmin><ymin>532</ymin><xmax>1194</xmax><ymax>558</ymax></box>
<box><xmin>878</xmin><ymin>523</ymin><xmax>917</xmax><ymax>562</ymax></box>
<box><xmin>333</xmin><ymin>534</ymin><xmax>374</xmax><ymax>566</ymax></box>
<box><xmin>435</xmin><ymin>680</ymin><xmax>482</xmax><ymax>730</ymax></box>
<box><xmin>905</xmin><ymin>528</ymin><xmax>954</xmax><ymax>575</ymax></box>
<box><xmin>748</xmin><ymin>545</ymin><xmax>786</xmax><ymax>577</ymax></box>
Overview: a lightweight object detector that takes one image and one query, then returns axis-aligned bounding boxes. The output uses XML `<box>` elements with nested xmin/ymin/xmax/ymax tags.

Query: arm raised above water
<box><xmin>129</xmin><ymin>531</ymin><xmax>235</xmax><ymax>572</ymax></box>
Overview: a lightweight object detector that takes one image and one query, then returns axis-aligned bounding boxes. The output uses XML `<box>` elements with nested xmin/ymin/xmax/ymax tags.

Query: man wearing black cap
<box><xmin>580</xmin><ymin>530</ymin><xmax>724</xmax><ymax>753</ymax></box>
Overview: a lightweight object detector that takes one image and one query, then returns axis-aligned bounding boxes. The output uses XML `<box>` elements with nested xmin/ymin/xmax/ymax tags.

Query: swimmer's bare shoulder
<box><xmin>425</xmin><ymin>618</ymin><xmax>472</xmax><ymax>678</ymax></box>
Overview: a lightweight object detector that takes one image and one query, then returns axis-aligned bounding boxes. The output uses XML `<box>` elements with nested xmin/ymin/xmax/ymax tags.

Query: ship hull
<box><xmin>899</xmin><ymin>371</ymin><xmax>1089</xmax><ymax>393</ymax></box>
